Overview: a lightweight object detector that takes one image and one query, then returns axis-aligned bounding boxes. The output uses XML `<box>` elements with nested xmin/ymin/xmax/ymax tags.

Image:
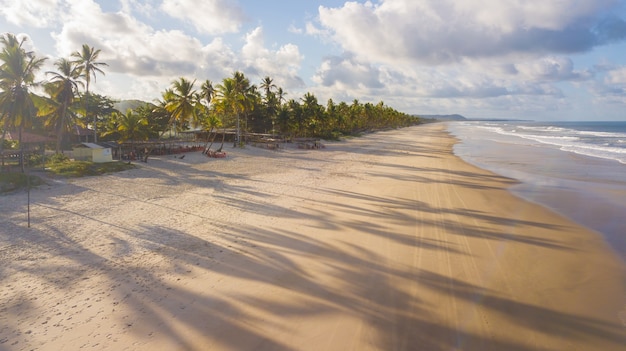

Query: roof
<box><xmin>4</xmin><ymin>130</ymin><xmax>56</xmax><ymax>143</ymax></box>
<box><xmin>97</xmin><ymin>141</ymin><xmax>119</xmax><ymax>149</ymax></box>
<box><xmin>76</xmin><ymin>142</ymin><xmax>105</xmax><ymax>149</ymax></box>
<box><xmin>73</xmin><ymin>125</ymin><xmax>93</xmax><ymax>136</ymax></box>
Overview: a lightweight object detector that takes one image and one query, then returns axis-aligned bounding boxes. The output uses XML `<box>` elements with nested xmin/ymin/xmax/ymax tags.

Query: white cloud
<box><xmin>313</xmin><ymin>54</ymin><xmax>384</xmax><ymax>90</ymax></box>
<box><xmin>241</xmin><ymin>27</ymin><xmax>305</xmax><ymax>89</ymax></box>
<box><xmin>0</xmin><ymin>0</ymin><xmax>61</xmax><ymax>28</ymax></box>
<box><xmin>288</xmin><ymin>24</ymin><xmax>303</xmax><ymax>35</ymax></box>
<box><xmin>39</xmin><ymin>2</ymin><xmax>305</xmax><ymax>101</ymax></box>
<box><xmin>160</xmin><ymin>0</ymin><xmax>245</xmax><ymax>35</ymax></box>
<box><xmin>513</xmin><ymin>57</ymin><xmax>593</xmax><ymax>82</ymax></box>
<box><xmin>605</xmin><ymin>67</ymin><xmax>626</xmax><ymax>85</ymax></box>
<box><xmin>2</xmin><ymin>0</ymin><xmax>624</xmax><ymax>120</ymax></box>
<box><xmin>316</xmin><ymin>0</ymin><xmax>626</xmax><ymax>65</ymax></box>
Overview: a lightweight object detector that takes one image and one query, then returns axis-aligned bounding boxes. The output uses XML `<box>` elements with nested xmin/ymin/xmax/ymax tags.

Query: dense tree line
<box><xmin>1</xmin><ymin>32</ymin><xmax>422</xmax><ymax>159</ymax></box>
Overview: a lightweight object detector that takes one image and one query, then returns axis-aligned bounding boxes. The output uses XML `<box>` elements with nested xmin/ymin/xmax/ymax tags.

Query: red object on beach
<box><xmin>207</xmin><ymin>151</ymin><xmax>226</xmax><ymax>158</ymax></box>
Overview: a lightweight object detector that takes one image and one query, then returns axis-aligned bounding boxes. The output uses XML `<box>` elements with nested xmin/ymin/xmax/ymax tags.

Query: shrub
<box><xmin>27</xmin><ymin>153</ymin><xmax>44</xmax><ymax>166</ymax></box>
<box><xmin>48</xmin><ymin>153</ymin><xmax>70</xmax><ymax>164</ymax></box>
<box><xmin>0</xmin><ymin>173</ymin><xmax>43</xmax><ymax>193</ymax></box>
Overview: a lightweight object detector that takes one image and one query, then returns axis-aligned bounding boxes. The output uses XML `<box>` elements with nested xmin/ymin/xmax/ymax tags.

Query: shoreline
<box><xmin>1</xmin><ymin>123</ymin><xmax>625</xmax><ymax>350</ymax></box>
<box><xmin>447</xmin><ymin>121</ymin><xmax>626</xmax><ymax>264</ymax></box>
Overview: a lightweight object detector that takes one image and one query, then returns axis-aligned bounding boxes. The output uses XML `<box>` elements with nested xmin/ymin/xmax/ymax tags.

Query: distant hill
<box><xmin>114</xmin><ymin>99</ymin><xmax>151</xmax><ymax>113</ymax></box>
<box><xmin>419</xmin><ymin>114</ymin><xmax>467</xmax><ymax>121</ymax></box>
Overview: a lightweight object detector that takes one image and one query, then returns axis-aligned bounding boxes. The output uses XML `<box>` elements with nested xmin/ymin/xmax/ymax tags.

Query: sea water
<box><xmin>447</xmin><ymin>121</ymin><xmax>626</xmax><ymax>262</ymax></box>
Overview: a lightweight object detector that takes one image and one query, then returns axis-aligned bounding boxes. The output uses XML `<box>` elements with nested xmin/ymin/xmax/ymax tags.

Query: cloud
<box><xmin>313</xmin><ymin>54</ymin><xmax>385</xmax><ymax>90</ymax></box>
<box><xmin>311</xmin><ymin>53</ymin><xmax>569</xmax><ymax>104</ymax></box>
<box><xmin>0</xmin><ymin>0</ymin><xmax>61</xmax><ymax>28</ymax></box>
<box><xmin>160</xmin><ymin>0</ymin><xmax>245</xmax><ymax>35</ymax></box>
<box><xmin>37</xmin><ymin>1</ymin><xmax>305</xmax><ymax>100</ymax></box>
<box><xmin>49</xmin><ymin>1</ymin><xmax>235</xmax><ymax>79</ymax></box>
<box><xmin>591</xmin><ymin>66</ymin><xmax>626</xmax><ymax>103</ymax></box>
<box><xmin>513</xmin><ymin>57</ymin><xmax>593</xmax><ymax>82</ymax></box>
<box><xmin>606</xmin><ymin>67</ymin><xmax>626</xmax><ymax>85</ymax></box>
<box><xmin>241</xmin><ymin>27</ymin><xmax>305</xmax><ymax>89</ymax></box>
<box><xmin>316</xmin><ymin>0</ymin><xmax>626</xmax><ymax>65</ymax></box>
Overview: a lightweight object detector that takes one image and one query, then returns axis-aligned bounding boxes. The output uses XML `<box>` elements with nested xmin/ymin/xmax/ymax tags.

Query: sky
<box><xmin>1</xmin><ymin>0</ymin><xmax>626</xmax><ymax>121</ymax></box>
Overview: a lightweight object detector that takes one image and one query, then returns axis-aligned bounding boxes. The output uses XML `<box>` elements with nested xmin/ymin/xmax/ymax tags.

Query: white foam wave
<box><xmin>474</xmin><ymin>123</ymin><xmax>626</xmax><ymax>164</ymax></box>
<box><xmin>577</xmin><ymin>130</ymin><xmax>626</xmax><ymax>138</ymax></box>
<box><xmin>516</xmin><ymin>125</ymin><xmax>568</xmax><ymax>133</ymax></box>
<box><xmin>561</xmin><ymin>145</ymin><xmax>626</xmax><ymax>164</ymax></box>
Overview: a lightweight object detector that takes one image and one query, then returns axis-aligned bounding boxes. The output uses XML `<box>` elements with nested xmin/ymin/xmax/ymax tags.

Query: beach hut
<box><xmin>72</xmin><ymin>143</ymin><xmax>113</xmax><ymax>163</ymax></box>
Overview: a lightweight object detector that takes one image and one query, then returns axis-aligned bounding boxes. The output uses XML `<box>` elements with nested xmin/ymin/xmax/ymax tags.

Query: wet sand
<box><xmin>1</xmin><ymin>123</ymin><xmax>625</xmax><ymax>350</ymax></box>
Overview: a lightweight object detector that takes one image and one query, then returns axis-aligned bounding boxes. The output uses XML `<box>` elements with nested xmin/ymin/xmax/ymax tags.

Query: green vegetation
<box><xmin>1</xmin><ymin>152</ymin><xmax>134</xmax><ymax>193</ymax></box>
<box><xmin>45</xmin><ymin>160</ymin><xmax>134</xmax><ymax>177</ymax></box>
<box><xmin>0</xmin><ymin>172</ymin><xmax>43</xmax><ymax>193</ymax></box>
<box><xmin>1</xmin><ymin>31</ymin><xmax>422</xmax><ymax>178</ymax></box>
<box><xmin>39</xmin><ymin>153</ymin><xmax>134</xmax><ymax>177</ymax></box>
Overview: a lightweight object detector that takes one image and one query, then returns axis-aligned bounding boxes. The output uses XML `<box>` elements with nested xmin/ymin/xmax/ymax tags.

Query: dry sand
<box><xmin>1</xmin><ymin>123</ymin><xmax>625</xmax><ymax>350</ymax></box>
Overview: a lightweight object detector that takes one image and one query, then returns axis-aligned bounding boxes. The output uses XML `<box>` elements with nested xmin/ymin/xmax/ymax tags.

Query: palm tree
<box><xmin>0</xmin><ymin>33</ymin><xmax>47</xmax><ymax>171</ymax></box>
<box><xmin>112</xmin><ymin>109</ymin><xmax>148</xmax><ymax>162</ymax></box>
<box><xmin>300</xmin><ymin>92</ymin><xmax>322</xmax><ymax>137</ymax></box>
<box><xmin>44</xmin><ymin>58</ymin><xmax>83</xmax><ymax>153</ymax></box>
<box><xmin>259</xmin><ymin>76</ymin><xmax>279</xmax><ymax>133</ymax></box>
<box><xmin>231</xmin><ymin>71</ymin><xmax>257</xmax><ymax>145</ymax></box>
<box><xmin>200</xmin><ymin>79</ymin><xmax>215</xmax><ymax>107</ymax></box>
<box><xmin>198</xmin><ymin>80</ymin><xmax>220</xmax><ymax>152</ymax></box>
<box><xmin>214</xmin><ymin>77</ymin><xmax>240</xmax><ymax>147</ymax></box>
<box><xmin>202</xmin><ymin>113</ymin><xmax>222</xmax><ymax>153</ymax></box>
<box><xmin>260</xmin><ymin>76</ymin><xmax>276</xmax><ymax>100</ymax></box>
<box><xmin>276</xmin><ymin>87</ymin><xmax>287</xmax><ymax>106</ymax></box>
<box><xmin>164</xmin><ymin>77</ymin><xmax>201</xmax><ymax>131</ymax></box>
<box><xmin>71</xmin><ymin>44</ymin><xmax>108</xmax><ymax>143</ymax></box>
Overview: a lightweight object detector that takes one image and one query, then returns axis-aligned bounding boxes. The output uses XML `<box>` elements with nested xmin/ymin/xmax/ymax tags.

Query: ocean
<box><xmin>447</xmin><ymin>120</ymin><xmax>626</xmax><ymax>262</ymax></box>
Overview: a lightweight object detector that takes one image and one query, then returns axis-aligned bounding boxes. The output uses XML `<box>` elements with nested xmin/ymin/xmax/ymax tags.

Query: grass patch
<box><xmin>0</xmin><ymin>173</ymin><xmax>44</xmax><ymax>193</ymax></box>
<box><xmin>46</xmin><ymin>160</ymin><xmax>135</xmax><ymax>177</ymax></box>
<box><xmin>1</xmin><ymin>160</ymin><xmax>135</xmax><ymax>194</ymax></box>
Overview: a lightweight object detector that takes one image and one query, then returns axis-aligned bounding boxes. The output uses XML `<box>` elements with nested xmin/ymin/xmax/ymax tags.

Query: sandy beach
<box><xmin>1</xmin><ymin>123</ymin><xmax>625</xmax><ymax>350</ymax></box>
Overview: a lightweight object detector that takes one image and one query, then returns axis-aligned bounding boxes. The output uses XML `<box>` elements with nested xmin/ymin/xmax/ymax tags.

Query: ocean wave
<box><xmin>493</xmin><ymin>129</ymin><xmax>580</xmax><ymax>142</ymax></box>
<box><xmin>560</xmin><ymin>145</ymin><xmax>626</xmax><ymax>164</ymax></box>
<box><xmin>577</xmin><ymin>130</ymin><xmax>626</xmax><ymax>138</ymax></box>
<box><xmin>458</xmin><ymin>122</ymin><xmax>626</xmax><ymax>164</ymax></box>
<box><xmin>516</xmin><ymin>125</ymin><xmax>568</xmax><ymax>133</ymax></box>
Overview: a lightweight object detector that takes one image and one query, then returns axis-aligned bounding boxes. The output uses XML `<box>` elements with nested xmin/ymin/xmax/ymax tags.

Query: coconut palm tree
<box><xmin>0</xmin><ymin>33</ymin><xmax>47</xmax><ymax>171</ymax></box>
<box><xmin>112</xmin><ymin>109</ymin><xmax>148</xmax><ymax>162</ymax></box>
<box><xmin>71</xmin><ymin>44</ymin><xmax>108</xmax><ymax>143</ymax></box>
<box><xmin>164</xmin><ymin>77</ymin><xmax>201</xmax><ymax>130</ymax></box>
<box><xmin>276</xmin><ymin>87</ymin><xmax>287</xmax><ymax>106</ymax></box>
<box><xmin>198</xmin><ymin>79</ymin><xmax>221</xmax><ymax>152</ymax></box>
<box><xmin>200</xmin><ymin>79</ymin><xmax>215</xmax><ymax>107</ymax></box>
<box><xmin>201</xmin><ymin>113</ymin><xmax>222</xmax><ymax>153</ymax></box>
<box><xmin>259</xmin><ymin>76</ymin><xmax>279</xmax><ymax>133</ymax></box>
<box><xmin>44</xmin><ymin>58</ymin><xmax>83</xmax><ymax>153</ymax></box>
<box><xmin>214</xmin><ymin>77</ymin><xmax>240</xmax><ymax>147</ymax></box>
<box><xmin>231</xmin><ymin>71</ymin><xmax>258</xmax><ymax>145</ymax></box>
<box><xmin>260</xmin><ymin>76</ymin><xmax>276</xmax><ymax>101</ymax></box>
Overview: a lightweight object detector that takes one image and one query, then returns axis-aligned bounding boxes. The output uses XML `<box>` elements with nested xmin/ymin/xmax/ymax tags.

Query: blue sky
<box><xmin>1</xmin><ymin>0</ymin><xmax>626</xmax><ymax>121</ymax></box>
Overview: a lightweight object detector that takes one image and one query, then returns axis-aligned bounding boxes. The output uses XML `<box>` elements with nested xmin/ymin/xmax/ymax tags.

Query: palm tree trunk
<box><xmin>234</xmin><ymin>112</ymin><xmax>240</xmax><ymax>147</ymax></box>
<box><xmin>217</xmin><ymin>125</ymin><xmax>226</xmax><ymax>152</ymax></box>
<box><xmin>203</xmin><ymin>127</ymin><xmax>214</xmax><ymax>154</ymax></box>
<box><xmin>56</xmin><ymin>102</ymin><xmax>68</xmax><ymax>154</ymax></box>
<box><xmin>18</xmin><ymin>125</ymin><xmax>25</xmax><ymax>173</ymax></box>
<box><xmin>0</xmin><ymin>121</ymin><xmax>7</xmax><ymax>155</ymax></box>
<box><xmin>207</xmin><ymin>128</ymin><xmax>219</xmax><ymax>153</ymax></box>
